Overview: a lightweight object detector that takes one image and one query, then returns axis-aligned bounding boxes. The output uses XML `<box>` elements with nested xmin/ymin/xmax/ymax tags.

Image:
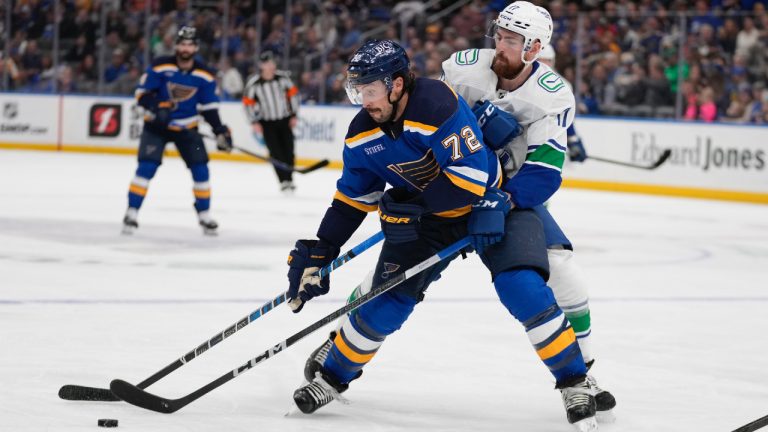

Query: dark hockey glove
<box><xmin>472</xmin><ymin>100</ymin><xmax>522</xmax><ymax>151</ymax></box>
<box><xmin>567</xmin><ymin>135</ymin><xmax>587</xmax><ymax>162</ymax></box>
<box><xmin>378</xmin><ymin>188</ymin><xmax>424</xmax><ymax>244</ymax></box>
<box><xmin>214</xmin><ymin>125</ymin><xmax>233</xmax><ymax>152</ymax></box>
<box><xmin>286</xmin><ymin>239</ymin><xmax>340</xmax><ymax>313</ymax></box>
<box><xmin>468</xmin><ymin>188</ymin><xmax>512</xmax><ymax>255</ymax></box>
<box><xmin>150</xmin><ymin>101</ymin><xmax>175</xmax><ymax>129</ymax></box>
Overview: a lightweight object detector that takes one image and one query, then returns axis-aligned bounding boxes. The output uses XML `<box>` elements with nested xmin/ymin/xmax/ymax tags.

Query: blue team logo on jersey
<box><xmin>537</xmin><ymin>71</ymin><xmax>565</xmax><ymax>93</ymax></box>
<box><xmin>166</xmin><ymin>82</ymin><xmax>198</xmax><ymax>103</ymax></box>
<box><xmin>455</xmin><ymin>49</ymin><xmax>479</xmax><ymax>65</ymax></box>
<box><xmin>386</xmin><ymin>149</ymin><xmax>440</xmax><ymax>191</ymax></box>
<box><xmin>381</xmin><ymin>262</ymin><xmax>400</xmax><ymax>279</ymax></box>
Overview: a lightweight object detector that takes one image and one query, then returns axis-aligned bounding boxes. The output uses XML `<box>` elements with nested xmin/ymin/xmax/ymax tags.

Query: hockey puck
<box><xmin>97</xmin><ymin>419</ymin><xmax>118</xmax><ymax>428</ymax></box>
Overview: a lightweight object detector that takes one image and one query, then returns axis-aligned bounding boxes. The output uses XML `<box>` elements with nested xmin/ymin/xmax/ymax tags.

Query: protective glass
<box><xmin>345</xmin><ymin>79</ymin><xmax>389</xmax><ymax>105</ymax></box>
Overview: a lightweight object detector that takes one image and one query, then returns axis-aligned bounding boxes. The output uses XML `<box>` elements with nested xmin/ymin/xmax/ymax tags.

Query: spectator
<box><xmin>104</xmin><ymin>49</ymin><xmax>128</xmax><ymax>84</ymax></box>
<box><xmin>724</xmin><ymin>83</ymin><xmax>754</xmax><ymax>122</ymax></box>
<box><xmin>685</xmin><ymin>85</ymin><xmax>718</xmax><ymax>122</ymax></box>
<box><xmin>736</xmin><ymin>16</ymin><xmax>760</xmax><ymax>58</ymax></box>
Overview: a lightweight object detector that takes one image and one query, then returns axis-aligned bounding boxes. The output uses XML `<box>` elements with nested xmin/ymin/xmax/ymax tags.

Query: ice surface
<box><xmin>1</xmin><ymin>150</ymin><xmax>767</xmax><ymax>432</ymax></box>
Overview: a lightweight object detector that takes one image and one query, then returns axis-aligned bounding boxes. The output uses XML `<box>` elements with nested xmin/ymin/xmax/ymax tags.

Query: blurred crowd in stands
<box><xmin>1</xmin><ymin>0</ymin><xmax>767</xmax><ymax>124</ymax></box>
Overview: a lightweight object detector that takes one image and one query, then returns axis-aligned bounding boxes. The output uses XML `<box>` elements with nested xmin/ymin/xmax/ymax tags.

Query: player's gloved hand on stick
<box><xmin>151</xmin><ymin>101</ymin><xmax>174</xmax><ymax>129</ymax></box>
<box><xmin>214</xmin><ymin>125</ymin><xmax>233</xmax><ymax>152</ymax></box>
<box><xmin>286</xmin><ymin>239</ymin><xmax>340</xmax><ymax>313</ymax></box>
<box><xmin>472</xmin><ymin>100</ymin><xmax>522</xmax><ymax>150</ymax></box>
<box><xmin>468</xmin><ymin>187</ymin><xmax>512</xmax><ymax>255</ymax></box>
<box><xmin>567</xmin><ymin>135</ymin><xmax>587</xmax><ymax>162</ymax></box>
<box><xmin>378</xmin><ymin>187</ymin><xmax>424</xmax><ymax>244</ymax></box>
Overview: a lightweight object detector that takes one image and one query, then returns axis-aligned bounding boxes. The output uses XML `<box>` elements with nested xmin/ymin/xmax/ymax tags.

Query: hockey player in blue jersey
<box><xmin>286</xmin><ymin>40</ymin><xmax>599</xmax><ymax>430</ymax></box>
<box><xmin>122</xmin><ymin>26</ymin><xmax>233</xmax><ymax>236</ymax></box>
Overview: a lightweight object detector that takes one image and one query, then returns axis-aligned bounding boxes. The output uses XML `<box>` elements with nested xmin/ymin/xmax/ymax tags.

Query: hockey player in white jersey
<box><xmin>538</xmin><ymin>43</ymin><xmax>588</xmax><ymax>164</ymax></box>
<box><xmin>440</xmin><ymin>0</ymin><xmax>616</xmax><ymax>427</ymax></box>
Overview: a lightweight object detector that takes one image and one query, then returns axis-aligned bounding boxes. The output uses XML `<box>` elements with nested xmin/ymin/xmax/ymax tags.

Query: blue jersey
<box><xmin>135</xmin><ymin>56</ymin><xmax>220</xmax><ymax>131</ymax></box>
<box><xmin>334</xmin><ymin>78</ymin><xmax>501</xmax><ymax>218</ymax></box>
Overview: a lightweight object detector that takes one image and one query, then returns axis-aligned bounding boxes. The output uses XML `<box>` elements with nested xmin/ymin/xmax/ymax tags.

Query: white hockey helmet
<box><xmin>489</xmin><ymin>1</ymin><xmax>553</xmax><ymax>64</ymax></box>
<box><xmin>539</xmin><ymin>44</ymin><xmax>556</xmax><ymax>63</ymax></box>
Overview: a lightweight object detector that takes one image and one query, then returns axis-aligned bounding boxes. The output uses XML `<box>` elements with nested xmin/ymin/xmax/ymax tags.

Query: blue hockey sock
<box><xmin>494</xmin><ymin>269</ymin><xmax>587</xmax><ymax>383</ymax></box>
<box><xmin>128</xmin><ymin>161</ymin><xmax>159</xmax><ymax>209</ymax></box>
<box><xmin>190</xmin><ymin>163</ymin><xmax>210</xmax><ymax>212</ymax></box>
<box><xmin>324</xmin><ymin>291</ymin><xmax>417</xmax><ymax>384</ymax></box>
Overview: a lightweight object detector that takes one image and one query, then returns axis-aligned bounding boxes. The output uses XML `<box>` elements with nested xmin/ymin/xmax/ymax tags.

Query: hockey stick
<box><xmin>110</xmin><ymin>236</ymin><xmax>471</xmax><ymax>413</ymax></box>
<box><xmin>235</xmin><ymin>145</ymin><xmax>330</xmax><ymax>174</ymax></box>
<box><xmin>58</xmin><ymin>231</ymin><xmax>385</xmax><ymax>402</ymax></box>
<box><xmin>587</xmin><ymin>149</ymin><xmax>672</xmax><ymax>170</ymax></box>
<box><xmin>733</xmin><ymin>414</ymin><xmax>768</xmax><ymax>432</ymax></box>
<box><xmin>201</xmin><ymin>133</ymin><xmax>330</xmax><ymax>174</ymax></box>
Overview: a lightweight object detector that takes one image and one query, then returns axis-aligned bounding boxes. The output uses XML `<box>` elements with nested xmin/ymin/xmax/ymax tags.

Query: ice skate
<box><xmin>280</xmin><ymin>180</ymin><xmax>296</xmax><ymax>195</ymax></box>
<box><xmin>292</xmin><ymin>369</ymin><xmax>349</xmax><ymax>414</ymax></box>
<box><xmin>586</xmin><ymin>374</ymin><xmax>616</xmax><ymax>423</ymax></box>
<box><xmin>197</xmin><ymin>210</ymin><xmax>218</xmax><ymax>236</ymax></box>
<box><xmin>304</xmin><ymin>331</ymin><xmax>336</xmax><ymax>381</ymax></box>
<box><xmin>121</xmin><ymin>208</ymin><xmax>139</xmax><ymax>235</ymax></box>
<box><xmin>558</xmin><ymin>377</ymin><xmax>598</xmax><ymax>432</ymax></box>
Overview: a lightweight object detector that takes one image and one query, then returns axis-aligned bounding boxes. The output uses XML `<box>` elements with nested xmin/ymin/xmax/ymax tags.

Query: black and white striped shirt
<box><xmin>242</xmin><ymin>71</ymin><xmax>300</xmax><ymax>122</ymax></box>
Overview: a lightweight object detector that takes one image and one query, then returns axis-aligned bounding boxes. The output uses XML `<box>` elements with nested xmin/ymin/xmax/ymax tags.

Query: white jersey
<box><xmin>442</xmin><ymin>48</ymin><xmax>575</xmax><ymax>178</ymax></box>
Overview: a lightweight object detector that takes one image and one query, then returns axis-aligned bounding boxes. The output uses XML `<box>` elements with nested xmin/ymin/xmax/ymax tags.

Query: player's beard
<box><xmin>366</xmin><ymin>104</ymin><xmax>393</xmax><ymax>123</ymax></box>
<box><xmin>176</xmin><ymin>50</ymin><xmax>195</xmax><ymax>61</ymax></box>
<box><xmin>492</xmin><ymin>53</ymin><xmax>525</xmax><ymax>80</ymax></box>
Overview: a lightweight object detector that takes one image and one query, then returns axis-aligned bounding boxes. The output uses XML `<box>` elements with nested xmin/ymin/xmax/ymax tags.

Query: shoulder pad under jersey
<box><xmin>513</xmin><ymin>62</ymin><xmax>575</xmax><ymax>117</ymax></box>
<box><xmin>441</xmin><ymin>49</ymin><xmax>496</xmax><ymax>106</ymax></box>
<box><xmin>403</xmin><ymin>78</ymin><xmax>458</xmax><ymax>131</ymax></box>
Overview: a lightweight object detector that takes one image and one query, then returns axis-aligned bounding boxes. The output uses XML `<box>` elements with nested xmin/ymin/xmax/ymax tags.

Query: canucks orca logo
<box><xmin>537</xmin><ymin>71</ymin><xmax>565</xmax><ymax>93</ymax></box>
<box><xmin>387</xmin><ymin>149</ymin><xmax>440</xmax><ymax>191</ymax></box>
<box><xmin>455</xmin><ymin>49</ymin><xmax>479</xmax><ymax>65</ymax></box>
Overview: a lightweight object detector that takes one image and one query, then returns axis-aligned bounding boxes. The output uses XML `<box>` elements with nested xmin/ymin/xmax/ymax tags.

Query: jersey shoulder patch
<box><xmin>536</xmin><ymin>70</ymin><xmax>566</xmax><ymax>93</ymax></box>
<box><xmin>453</xmin><ymin>48</ymin><xmax>480</xmax><ymax>65</ymax></box>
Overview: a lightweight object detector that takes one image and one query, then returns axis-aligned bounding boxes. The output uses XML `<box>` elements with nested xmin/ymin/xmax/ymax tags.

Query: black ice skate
<box><xmin>293</xmin><ymin>369</ymin><xmax>349</xmax><ymax>414</ymax></box>
<box><xmin>587</xmin><ymin>375</ymin><xmax>616</xmax><ymax>423</ymax></box>
<box><xmin>197</xmin><ymin>210</ymin><xmax>218</xmax><ymax>236</ymax></box>
<box><xmin>558</xmin><ymin>376</ymin><xmax>598</xmax><ymax>432</ymax></box>
<box><xmin>122</xmin><ymin>208</ymin><xmax>139</xmax><ymax>235</ymax></box>
<box><xmin>304</xmin><ymin>331</ymin><xmax>336</xmax><ymax>382</ymax></box>
<box><xmin>585</xmin><ymin>360</ymin><xmax>616</xmax><ymax>422</ymax></box>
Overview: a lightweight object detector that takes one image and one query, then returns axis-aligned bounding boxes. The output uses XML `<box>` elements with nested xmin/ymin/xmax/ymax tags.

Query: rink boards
<box><xmin>0</xmin><ymin>92</ymin><xmax>766</xmax><ymax>204</ymax></box>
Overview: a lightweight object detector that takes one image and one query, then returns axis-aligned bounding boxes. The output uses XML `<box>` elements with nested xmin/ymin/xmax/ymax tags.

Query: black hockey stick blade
<box><xmin>295</xmin><ymin>158</ymin><xmax>330</xmax><ymax>174</ymax></box>
<box><xmin>733</xmin><ymin>414</ymin><xmax>768</xmax><ymax>432</ymax></box>
<box><xmin>110</xmin><ymin>379</ymin><xmax>177</xmax><ymax>414</ymax></box>
<box><xmin>234</xmin><ymin>145</ymin><xmax>329</xmax><ymax>175</ymax></box>
<box><xmin>587</xmin><ymin>149</ymin><xmax>672</xmax><ymax>170</ymax></box>
<box><xmin>58</xmin><ymin>384</ymin><xmax>119</xmax><ymax>401</ymax></box>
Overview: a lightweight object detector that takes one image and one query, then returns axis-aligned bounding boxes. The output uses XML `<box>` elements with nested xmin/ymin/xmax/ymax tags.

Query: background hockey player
<box><xmin>440</xmin><ymin>0</ymin><xmax>615</xmax><ymax>421</ymax></box>
<box><xmin>122</xmin><ymin>26</ymin><xmax>233</xmax><ymax>235</ymax></box>
<box><xmin>285</xmin><ymin>39</ymin><xmax>599</xmax><ymax>431</ymax></box>
<box><xmin>538</xmin><ymin>43</ymin><xmax>588</xmax><ymax>164</ymax></box>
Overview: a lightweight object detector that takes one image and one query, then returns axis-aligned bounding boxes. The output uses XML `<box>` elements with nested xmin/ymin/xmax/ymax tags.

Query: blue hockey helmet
<box><xmin>345</xmin><ymin>40</ymin><xmax>411</xmax><ymax>105</ymax></box>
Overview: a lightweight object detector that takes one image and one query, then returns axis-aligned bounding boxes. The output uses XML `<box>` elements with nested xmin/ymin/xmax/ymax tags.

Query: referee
<box><xmin>242</xmin><ymin>51</ymin><xmax>300</xmax><ymax>193</ymax></box>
